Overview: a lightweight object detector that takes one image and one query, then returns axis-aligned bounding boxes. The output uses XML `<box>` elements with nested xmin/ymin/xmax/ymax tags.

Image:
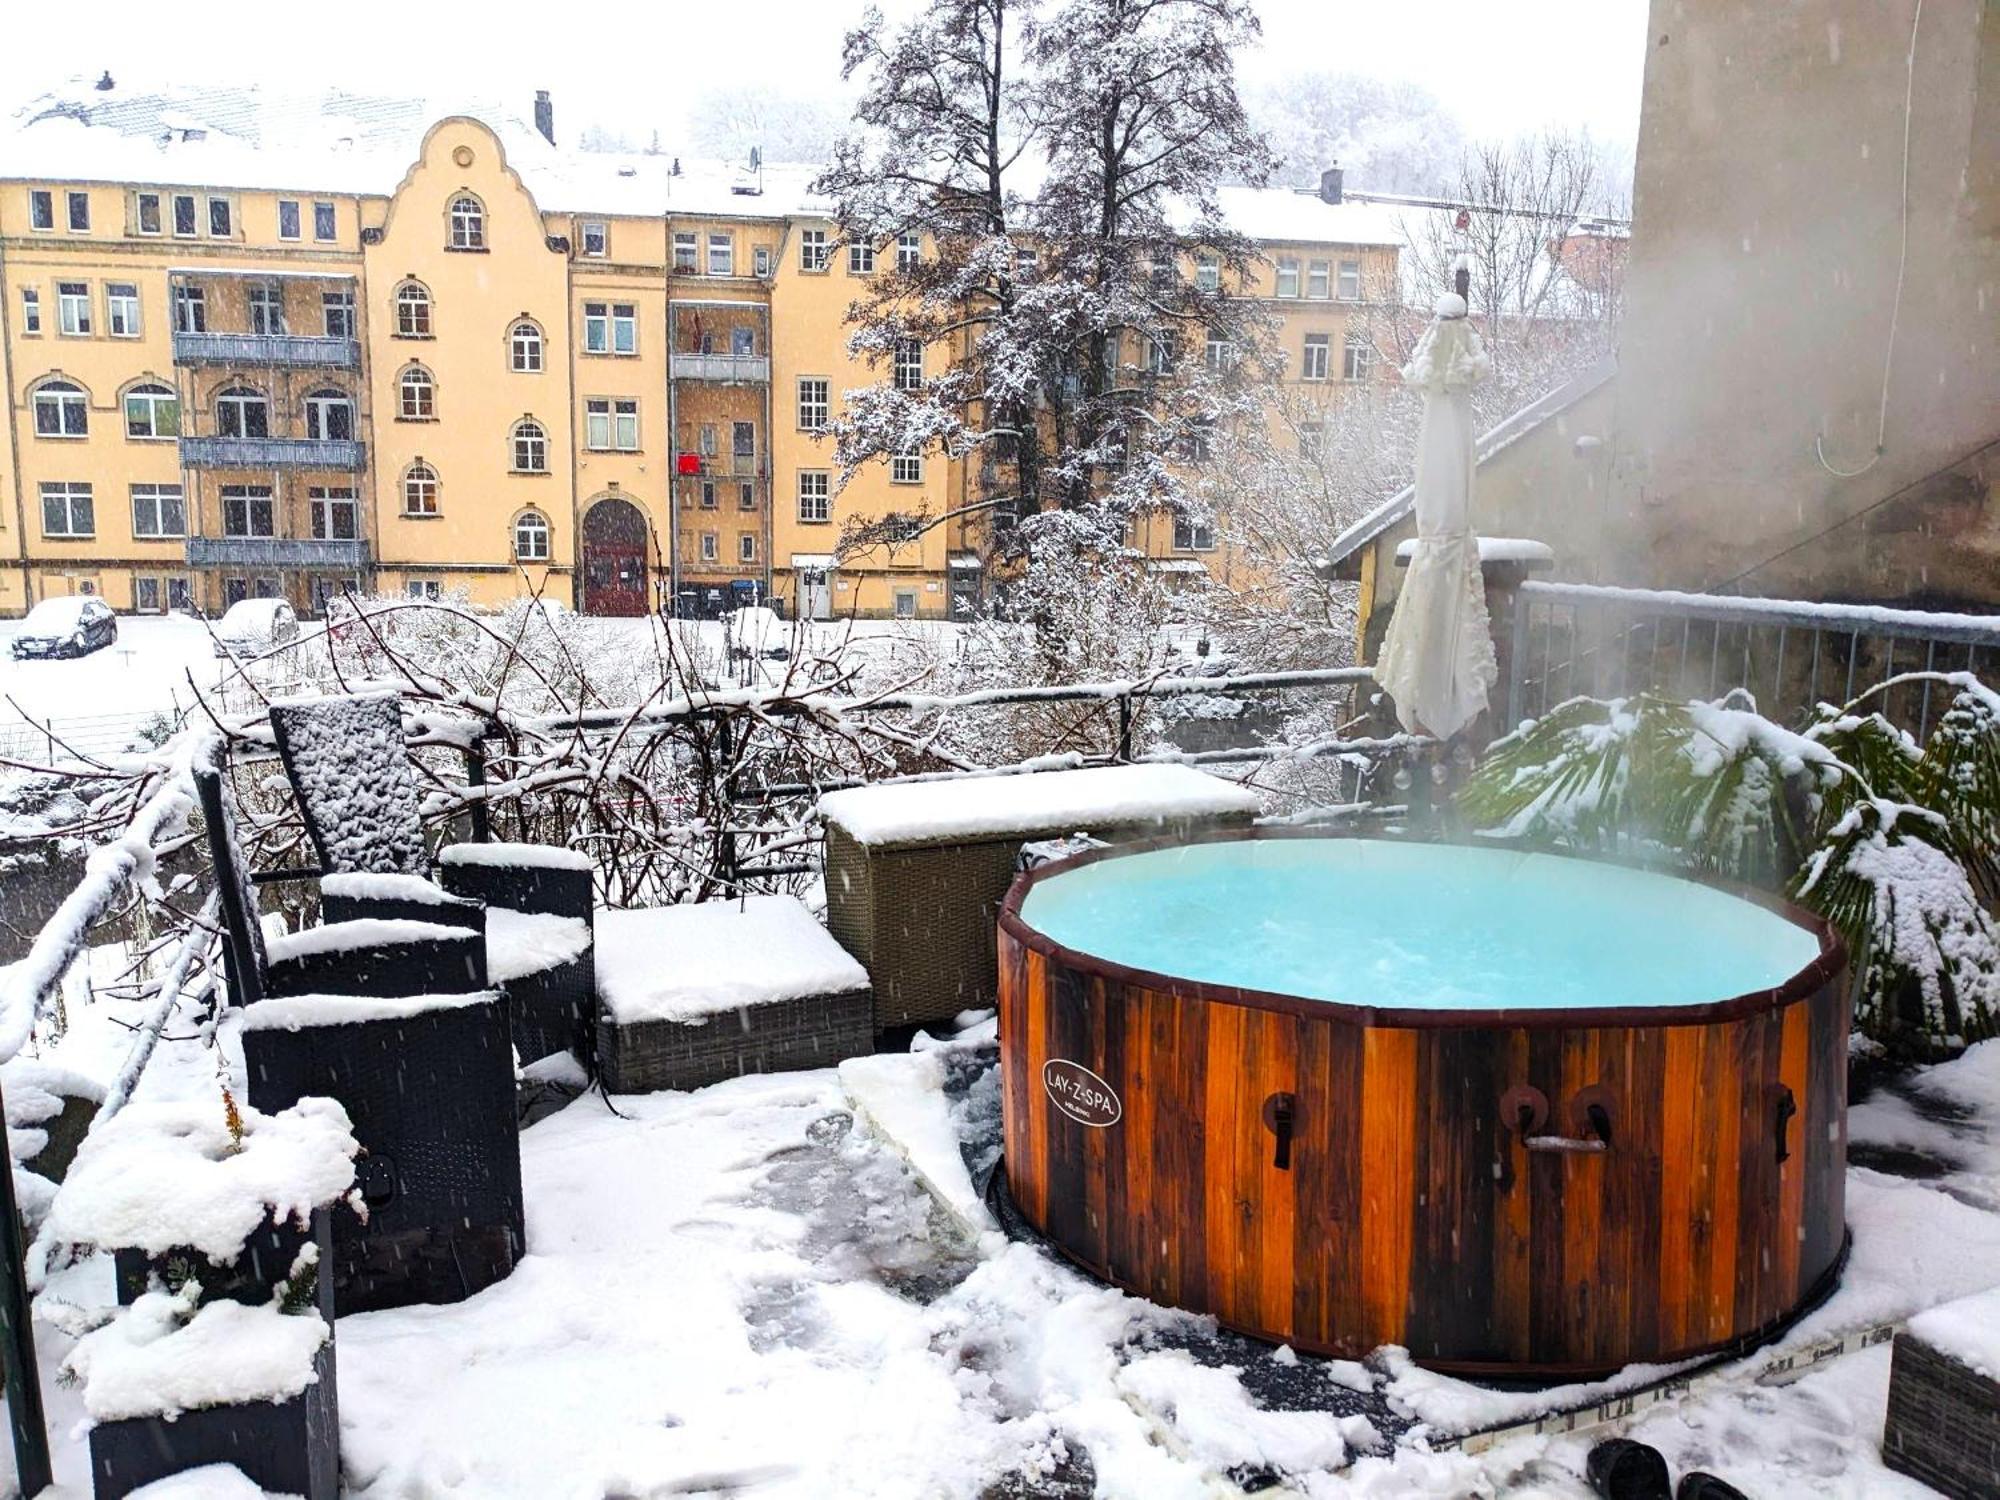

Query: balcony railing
<box><xmin>180</xmin><ymin>437</ymin><xmax>366</xmax><ymax>471</ymax></box>
<box><xmin>184</xmin><ymin>536</ymin><xmax>371</xmax><ymax>569</ymax></box>
<box><xmin>670</xmin><ymin>352</ymin><xmax>771</xmax><ymax>383</ymax></box>
<box><xmin>172</xmin><ymin>332</ymin><xmax>361</xmax><ymax>368</ymax></box>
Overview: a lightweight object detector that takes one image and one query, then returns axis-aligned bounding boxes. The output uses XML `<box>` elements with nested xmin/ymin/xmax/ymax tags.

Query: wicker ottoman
<box><xmin>819</xmin><ymin>764</ymin><xmax>1259</xmax><ymax>1029</ymax></box>
<box><xmin>595</xmin><ymin>897</ymin><xmax>873</xmax><ymax>1093</ymax></box>
<box><xmin>1885</xmin><ymin>1293</ymin><xmax>2000</xmax><ymax>1498</ymax></box>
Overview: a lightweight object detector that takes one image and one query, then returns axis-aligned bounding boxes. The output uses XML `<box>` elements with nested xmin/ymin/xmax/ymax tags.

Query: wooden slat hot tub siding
<box><xmin>999</xmin><ymin>927</ymin><xmax>1849</xmax><ymax>1377</ymax></box>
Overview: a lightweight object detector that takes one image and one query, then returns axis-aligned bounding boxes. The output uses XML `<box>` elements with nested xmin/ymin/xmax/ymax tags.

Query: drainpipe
<box><xmin>761</xmin><ymin>302</ymin><xmax>773</xmax><ymax>607</ymax></box>
<box><xmin>563</xmin><ymin>252</ymin><xmax>582</xmax><ymax>610</ymax></box>
<box><xmin>0</xmin><ymin>238</ymin><xmax>32</xmax><ymax>609</ymax></box>
<box><xmin>666</xmin><ymin>285</ymin><xmax>680</xmax><ymax>608</ymax></box>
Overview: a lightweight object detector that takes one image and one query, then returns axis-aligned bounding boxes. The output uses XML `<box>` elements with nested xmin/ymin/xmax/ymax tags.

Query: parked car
<box><xmin>9</xmin><ymin>595</ymin><xmax>117</xmax><ymax>660</ymax></box>
<box><xmin>212</xmin><ymin>598</ymin><xmax>300</xmax><ymax>660</ymax></box>
<box><xmin>725</xmin><ymin>605</ymin><xmax>790</xmax><ymax>663</ymax></box>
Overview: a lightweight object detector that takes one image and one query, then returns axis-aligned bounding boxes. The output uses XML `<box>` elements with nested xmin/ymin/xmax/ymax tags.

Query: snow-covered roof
<box><xmin>1207</xmin><ymin>186</ymin><xmax>1406</xmax><ymax>248</ymax></box>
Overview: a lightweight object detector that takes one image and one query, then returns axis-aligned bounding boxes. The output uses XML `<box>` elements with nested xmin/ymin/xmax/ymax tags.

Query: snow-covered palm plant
<box><xmin>1458</xmin><ymin>676</ymin><xmax>2000</xmax><ymax>1055</ymax></box>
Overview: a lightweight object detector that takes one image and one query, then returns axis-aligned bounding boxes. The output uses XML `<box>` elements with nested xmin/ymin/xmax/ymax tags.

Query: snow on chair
<box><xmin>268</xmin><ymin>691</ymin><xmax>429</xmax><ymax>877</ymax></box>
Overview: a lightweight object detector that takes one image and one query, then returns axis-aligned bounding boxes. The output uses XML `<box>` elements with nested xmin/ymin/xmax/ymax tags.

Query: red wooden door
<box><xmin>582</xmin><ymin>498</ymin><xmax>650</xmax><ymax>616</ymax></box>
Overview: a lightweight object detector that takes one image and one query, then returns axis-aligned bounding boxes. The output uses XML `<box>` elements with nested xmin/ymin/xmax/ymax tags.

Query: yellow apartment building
<box><xmin>0</xmin><ymin>85</ymin><xmax>1402</xmax><ymax>621</ymax></box>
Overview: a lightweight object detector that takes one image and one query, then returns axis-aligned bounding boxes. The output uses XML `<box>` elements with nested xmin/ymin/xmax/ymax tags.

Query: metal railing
<box><xmin>180</xmin><ymin>436</ymin><xmax>366</xmax><ymax>470</ymax></box>
<box><xmin>669</xmin><ymin>352</ymin><xmax>771</xmax><ymax>382</ymax></box>
<box><xmin>1507</xmin><ymin>579</ymin><xmax>2000</xmax><ymax>736</ymax></box>
<box><xmin>171</xmin><ymin>332</ymin><xmax>361</xmax><ymax>368</ymax></box>
<box><xmin>185</xmin><ymin>536</ymin><xmax>371</xmax><ymax>569</ymax></box>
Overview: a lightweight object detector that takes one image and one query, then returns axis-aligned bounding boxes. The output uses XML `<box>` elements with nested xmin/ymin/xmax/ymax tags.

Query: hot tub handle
<box><xmin>1262</xmin><ymin>1092</ymin><xmax>1296</xmax><ymax>1171</ymax></box>
<box><xmin>1774</xmin><ymin>1085</ymin><xmax>1797</xmax><ymax>1163</ymax></box>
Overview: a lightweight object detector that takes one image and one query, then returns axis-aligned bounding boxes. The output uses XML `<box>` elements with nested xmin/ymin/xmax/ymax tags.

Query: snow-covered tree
<box><xmin>1247</xmin><ymin>72</ymin><xmax>1467</xmax><ymax>196</ymax></box>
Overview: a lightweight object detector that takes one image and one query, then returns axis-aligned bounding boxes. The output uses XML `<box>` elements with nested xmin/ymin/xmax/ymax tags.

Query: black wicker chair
<box><xmin>440</xmin><ymin>844</ymin><xmax>597</xmax><ymax>1066</ymax></box>
<box><xmin>242</xmin><ymin>991</ymin><xmax>523</xmax><ymax>1314</ymax></box>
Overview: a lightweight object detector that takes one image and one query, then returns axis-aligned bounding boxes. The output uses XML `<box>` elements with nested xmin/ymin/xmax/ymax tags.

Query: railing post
<box><xmin>1115</xmin><ymin>694</ymin><xmax>1134</xmax><ymax>763</ymax></box>
<box><xmin>0</xmin><ymin>1075</ymin><xmax>52</xmax><ymax>1495</ymax></box>
<box><xmin>464</xmin><ymin>739</ymin><xmax>490</xmax><ymax>844</ymax></box>
<box><xmin>715</xmin><ymin>713</ymin><xmax>739</xmax><ymax>889</ymax></box>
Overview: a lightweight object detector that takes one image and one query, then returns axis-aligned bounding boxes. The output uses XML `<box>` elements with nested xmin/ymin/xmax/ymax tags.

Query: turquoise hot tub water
<box><xmin>1017</xmin><ymin>837</ymin><xmax>1823</xmax><ymax>1012</ymax></box>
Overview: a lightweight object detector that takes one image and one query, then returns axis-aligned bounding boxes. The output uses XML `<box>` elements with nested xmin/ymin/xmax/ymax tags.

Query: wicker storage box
<box><xmin>595</xmin><ymin>898</ymin><xmax>874</xmax><ymax>1093</ymax></box>
<box><xmin>820</xmin><ymin>764</ymin><xmax>1259</xmax><ymax>1029</ymax></box>
<box><xmin>1884</xmin><ymin>1329</ymin><xmax>2000</xmax><ymax>1498</ymax></box>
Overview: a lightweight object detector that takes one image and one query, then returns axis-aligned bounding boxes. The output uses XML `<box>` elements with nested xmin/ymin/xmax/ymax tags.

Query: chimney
<box><xmin>533</xmin><ymin>90</ymin><xmax>555</xmax><ymax>146</ymax></box>
<box><xmin>1318</xmin><ymin>163</ymin><xmax>1344</xmax><ymax>205</ymax></box>
<box><xmin>94</xmin><ymin>70</ymin><xmax>115</xmax><ymax>92</ymax></box>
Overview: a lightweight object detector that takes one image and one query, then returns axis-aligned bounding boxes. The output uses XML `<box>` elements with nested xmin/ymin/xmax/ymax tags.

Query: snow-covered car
<box><xmin>211</xmin><ymin>598</ymin><xmax>300</xmax><ymax>660</ymax></box>
<box><xmin>9</xmin><ymin>595</ymin><xmax>117</xmax><ymax>660</ymax></box>
<box><xmin>725</xmin><ymin>605</ymin><xmax>790</xmax><ymax>662</ymax></box>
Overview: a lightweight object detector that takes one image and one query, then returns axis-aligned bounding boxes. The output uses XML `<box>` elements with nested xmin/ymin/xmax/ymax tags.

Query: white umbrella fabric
<box><xmin>1373</xmin><ymin>291</ymin><xmax>1498</xmax><ymax>740</ymax></box>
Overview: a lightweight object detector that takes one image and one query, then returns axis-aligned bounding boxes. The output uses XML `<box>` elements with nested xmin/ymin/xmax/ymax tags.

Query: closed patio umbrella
<box><xmin>1372</xmin><ymin>290</ymin><xmax>1498</xmax><ymax>740</ymax></box>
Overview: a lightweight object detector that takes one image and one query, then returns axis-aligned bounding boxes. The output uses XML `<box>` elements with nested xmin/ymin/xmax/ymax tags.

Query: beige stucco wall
<box><xmin>1604</xmin><ymin>0</ymin><xmax>2000</xmax><ymax>603</ymax></box>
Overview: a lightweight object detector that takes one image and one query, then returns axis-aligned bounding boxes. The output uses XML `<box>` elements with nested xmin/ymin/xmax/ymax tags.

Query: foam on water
<box><xmin>1018</xmin><ymin>838</ymin><xmax>1824</xmax><ymax>1011</ymax></box>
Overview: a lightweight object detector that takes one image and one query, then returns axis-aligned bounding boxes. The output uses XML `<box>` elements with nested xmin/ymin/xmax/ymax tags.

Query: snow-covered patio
<box><xmin>12</xmin><ymin>980</ymin><xmax>2000</xmax><ymax>1498</ymax></box>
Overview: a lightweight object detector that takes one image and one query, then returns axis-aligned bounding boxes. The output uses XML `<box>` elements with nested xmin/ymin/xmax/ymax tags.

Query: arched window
<box><xmin>122</xmin><ymin>381</ymin><xmax>179</xmax><ymax>440</ymax></box>
<box><xmin>511</xmin><ymin>418</ymin><xmax>547</xmax><ymax>474</ymax></box>
<box><xmin>509</xmin><ymin>320</ymin><xmax>543</xmax><ymax>373</ymax></box>
<box><xmin>394</xmin><ymin>281</ymin><xmax>432</xmax><ymax>338</ymax></box>
<box><xmin>402</xmin><ymin>460</ymin><xmax>439</xmax><ymax>516</ymax></box>
<box><xmin>32</xmin><ymin>378</ymin><xmax>89</xmax><ymax>438</ymax></box>
<box><xmin>398</xmin><ymin>365</ymin><xmax>435</xmax><ymax>421</ymax></box>
<box><xmin>215</xmin><ymin>385</ymin><xmax>269</xmax><ymax>439</ymax></box>
<box><xmin>513</xmin><ymin>510</ymin><xmax>551</xmax><ymax>562</ymax></box>
<box><xmin>303</xmin><ymin>387</ymin><xmax>354</xmax><ymax>441</ymax></box>
<box><xmin>448</xmin><ymin>195</ymin><xmax>485</xmax><ymax>250</ymax></box>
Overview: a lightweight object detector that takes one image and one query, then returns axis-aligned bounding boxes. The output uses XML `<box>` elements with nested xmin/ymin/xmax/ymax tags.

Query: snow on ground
<box><xmin>4</xmin><ymin>969</ymin><xmax>1998</xmax><ymax>1497</ymax></box>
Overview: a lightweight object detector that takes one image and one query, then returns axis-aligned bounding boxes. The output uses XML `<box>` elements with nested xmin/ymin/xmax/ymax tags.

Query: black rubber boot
<box><xmin>1677</xmin><ymin>1475</ymin><xmax>1750</xmax><ymax>1500</ymax></box>
<box><xmin>1586</xmin><ymin>1439</ymin><xmax>1673</xmax><ymax>1500</ymax></box>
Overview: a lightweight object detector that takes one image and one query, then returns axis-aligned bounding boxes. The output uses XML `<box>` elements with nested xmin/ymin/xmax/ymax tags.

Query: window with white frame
<box><xmin>512</xmin><ymin>418</ymin><xmax>548</xmax><ymax>472</ymax></box>
<box><xmin>891</xmin><ymin>449</ymin><xmax>922</xmax><ymax>484</ymax></box>
<box><xmin>172</xmin><ymin>194</ymin><xmax>197</xmax><ymax>236</ymax></box>
<box><xmin>894</xmin><ymin>589</ymin><xmax>918</xmax><ymax>620</ymax></box>
<box><xmin>799</xmin><ymin>228</ymin><xmax>828</xmax><ymax>272</ymax></box>
<box><xmin>1275</xmin><ymin>258</ymin><xmax>1300</xmax><ymax>298</ymax></box>
<box><xmin>514</xmin><ymin>511</ymin><xmax>550</xmax><ymax>561</ymax></box>
<box><xmin>220</xmin><ymin>485</ymin><xmax>274</xmax><ymax>537</ymax></box>
<box><xmin>308</xmin><ymin>486</ymin><xmax>357</xmax><ymax>540</ymax></box>
<box><xmin>207</xmin><ymin>197</ymin><xmax>232</xmax><ymax>238</ymax></box>
<box><xmin>510</xmin><ymin>320</ymin><xmax>543</xmax><ymax>372</ymax></box>
<box><xmin>29</xmin><ymin>190</ymin><xmax>53</xmax><ymax>231</ymax></box>
<box><xmin>403</xmin><ymin>462</ymin><xmax>439</xmax><ymax>515</ymax></box>
<box><xmin>797</xmin><ymin>471</ymin><xmax>830</xmax><ymax>523</ymax></box>
<box><xmin>124</xmin><ymin>384</ymin><xmax>179</xmax><ymax>440</ymax></box>
<box><xmin>247</xmin><ymin>282</ymin><xmax>284</xmax><ymax>335</ymax></box>
<box><xmin>322</xmin><ymin>290</ymin><xmax>355</xmax><ymax>338</ymax></box>
<box><xmin>707</xmin><ymin>233</ymin><xmax>733</xmax><ymax>276</ymax></box>
<box><xmin>313</xmin><ymin>201</ymin><xmax>336</xmax><ymax>241</ymax></box>
<box><xmin>57</xmin><ymin>282</ymin><xmax>91</xmax><ymax>335</ymax></box>
<box><xmin>583</xmin><ymin>302</ymin><xmax>637</xmax><ymax>355</ymax></box>
<box><xmin>1013</xmin><ymin>246</ymin><xmax>1036</xmax><ymax>282</ymax></box>
<box><xmin>738</xmin><ymin>532</ymin><xmax>756</xmax><ymax>563</ymax></box>
<box><xmin>398</xmin><ymin>367</ymin><xmax>435</xmax><ymax>421</ymax></box>
<box><xmin>700</xmin><ymin>480</ymin><xmax>718</xmax><ymax>510</ymax></box>
<box><xmin>136</xmin><ymin>193</ymin><xmax>162</xmax><ymax>235</ymax></box>
<box><xmin>131</xmin><ymin>484</ymin><xmax>186</xmax><ymax>544</ymax></box>
<box><xmin>1195</xmin><ymin>254</ymin><xmax>1220</xmax><ymax>293</ymax></box>
<box><xmin>1146</xmin><ymin>335</ymin><xmax>1174</xmax><ymax>376</ymax></box>
<box><xmin>700</xmin><ymin>532</ymin><xmax>719</xmax><ymax>562</ymax></box>
<box><xmin>1204</xmin><ymin>331</ymin><xmax>1234</xmax><ymax>372</ymax></box>
<box><xmin>216</xmin><ymin>387</ymin><xmax>269</xmax><ymax>438</ymax></box>
<box><xmin>33</xmin><ymin>380</ymin><xmax>88</xmax><ymax>437</ymax></box>
<box><xmin>1301</xmin><ymin>333</ymin><xmax>1329</xmax><ymax>381</ymax></box>
<box><xmin>1183</xmin><ymin>418</ymin><xmax>1214</xmax><ymax>463</ymax></box>
<box><xmin>848</xmin><ymin>241</ymin><xmax>874</xmax><ymax>274</ymax></box>
<box><xmin>753</xmin><ymin>245</ymin><xmax>772</xmax><ymax>277</ymax></box>
<box><xmin>448</xmin><ymin>195</ymin><xmax>485</xmax><ymax>250</ymax></box>
<box><xmin>304</xmin><ymin>389</ymin><xmax>353</xmax><ymax>441</ymax></box>
<box><xmin>67</xmin><ymin>191</ymin><xmax>90</xmax><ymax>232</ymax></box>
<box><xmin>40</xmin><ymin>482</ymin><xmax>93</xmax><ymax>537</ymax></box>
<box><xmin>1343</xmin><ymin>334</ymin><xmax>1372</xmax><ymax>382</ymax></box>
<box><xmin>395</xmin><ymin>282</ymin><xmax>432</xmax><ymax>337</ymax></box>
<box><xmin>892</xmin><ymin>338</ymin><xmax>922</xmax><ymax>391</ymax></box>
<box><xmin>796</xmin><ymin>377</ymin><xmax>829</xmax><ymax>431</ymax></box>
<box><xmin>584</xmin><ymin>398</ymin><xmax>638</xmax><ymax>450</ymax></box>
<box><xmin>134</xmin><ymin>577</ymin><xmax>162</xmax><ymax>612</ymax></box>
<box><xmin>1337</xmin><ymin>259</ymin><xmax>1362</xmax><ymax>301</ymax></box>
<box><xmin>1299</xmin><ymin>420</ymin><xmax>1323</xmax><ymax>460</ymax></box>
<box><xmin>731</xmin><ymin>420</ymin><xmax>755</xmax><ymax>470</ymax></box>
<box><xmin>1307</xmin><ymin>259</ymin><xmax>1330</xmax><ymax>298</ymax></box>
<box><xmin>897</xmin><ymin>231</ymin><xmax>921</xmax><ymax>272</ymax></box>
<box><xmin>407</xmin><ymin>579</ymin><xmax>443</xmax><ymax>600</ymax></box>
<box><xmin>581</xmin><ymin>220</ymin><xmax>608</xmax><ymax>257</ymax></box>
<box><xmin>738</xmin><ymin>481</ymin><xmax>756</xmax><ymax>511</ymax></box>
<box><xmin>278</xmin><ymin>199</ymin><xmax>301</xmax><ymax>240</ymax></box>
<box><xmin>20</xmin><ymin>288</ymin><xmax>40</xmax><ymax>335</ymax></box>
<box><xmin>672</xmin><ymin>231</ymin><xmax>697</xmax><ymax>271</ymax></box>
<box><xmin>1172</xmin><ymin>515</ymin><xmax>1215</xmax><ymax>551</ymax></box>
<box><xmin>173</xmin><ymin>284</ymin><xmax>206</xmax><ymax>333</ymax></box>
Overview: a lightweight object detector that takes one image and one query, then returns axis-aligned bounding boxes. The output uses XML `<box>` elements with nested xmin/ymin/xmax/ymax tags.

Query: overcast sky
<box><xmin>1</xmin><ymin>0</ymin><xmax>1649</xmax><ymax>153</ymax></box>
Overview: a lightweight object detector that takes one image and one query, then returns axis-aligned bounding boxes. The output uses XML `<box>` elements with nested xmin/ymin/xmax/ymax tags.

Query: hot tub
<box><xmin>996</xmin><ymin>831</ymin><xmax>1849</xmax><ymax>1378</ymax></box>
